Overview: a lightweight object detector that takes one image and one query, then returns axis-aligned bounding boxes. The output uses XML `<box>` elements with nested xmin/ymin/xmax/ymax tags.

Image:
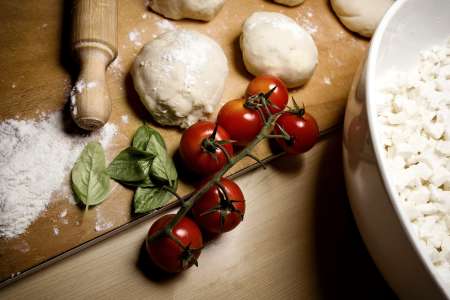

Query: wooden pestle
<box><xmin>71</xmin><ymin>0</ymin><xmax>118</xmax><ymax>130</ymax></box>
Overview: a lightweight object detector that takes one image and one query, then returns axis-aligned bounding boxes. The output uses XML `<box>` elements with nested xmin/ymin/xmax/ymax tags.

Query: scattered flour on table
<box><xmin>328</xmin><ymin>51</ymin><xmax>344</xmax><ymax>67</ymax></box>
<box><xmin>323</xmin><ymin>76</ymin><xmax>332</xmax><ymax>85</ymax></box>
<box><xmin>336</xmin><ymin>30</ymin><xmax>346</xmax><ymax>40</ymax></box>
<box><xmin>155</xmin><ymin>19</ymin><xmax>176</xmax><ymax>32</ymax></box>
<box><xmin>152</xmin><ymin>19</ymin><xmax>177</xmax><ymax>38</ymax></box>
<box><xmin>95</xmin><ymin>207</ymin><xmax>114</xmax><ymax>232</ymax></box>
<box><xmin>59</xmin><ymin>208</ymin><xmax>68</xmax><ymax>218</ymax></box>
<box><xmin>295</xmin><ymin>7</ymin><xmax>318</xmax><ymax>35</ymax></box>
<box><xmin>86</xmin><ymin>81</ymin><xmax>97</xmax><ymax>89</ymax></box>
<box><xmin>108</xmin><ymin>56</ymin><xmax>124</xmax><ymax>80</ymax></box>
<box><xmin>128</xmin><ymin>29</ymin><xmax>143</xmax><ymax>47</ymax></box>
<box><xmin>121</xmin><ymin>114</ymin><xmax>129</xmax><ymax>124</ymax></box>
<box><xmin>52</xmin><ymin>226</ymin><xmax>60</xmax><ymax>236</ymax></box>
<box><xmin>12</xmin><ymin>239</ymin><xmax>30</xmax><ymax>253</ymax></box>
<box><xmin>377</xmin><ymin>39</ymin><xmax>450</xmax><ymax>282</ymax></box>
<box><xmin>99</xmin><ymin>122</ymin><xmax>118</xmax><ymax>148</ymax></box>
<box><xmin>0</xmin><ymin>111</ymin><xmax>118</xmax><ymax>239</ymax></box>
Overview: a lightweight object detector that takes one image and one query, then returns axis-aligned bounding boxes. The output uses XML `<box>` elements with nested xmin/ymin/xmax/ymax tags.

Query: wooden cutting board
<box><xmin>0</xmin><ymin>0</ymin><xmax>368</xmax><ymax>286</ymax></box>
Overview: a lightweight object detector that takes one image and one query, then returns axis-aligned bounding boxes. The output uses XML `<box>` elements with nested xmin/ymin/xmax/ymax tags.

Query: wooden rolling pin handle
<box><xmin>71</xmin><ymin>46</ymin><xmax>112</xmax><ymax>130</ymax></box>
<box><xmin>71</xmin><ymin>0</ymin><xmax>118</xmax><ymax>131</ymax></box>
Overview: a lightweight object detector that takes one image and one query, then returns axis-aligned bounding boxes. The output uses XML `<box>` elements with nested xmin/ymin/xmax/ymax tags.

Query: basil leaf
<box><xmin>121</xmin><ymin>176</ymin><xmax>155</xmax><ymax>188</ymax></box>
<box><xmin>71</xmin><ymin>142</ymin><xmax>110</xmax><ymax>209</ymax></box>
<box><xmin>106</xmin><ymin>147</ymin><xmax>153</xmax><ymax>182</ymax></box>
<box><xmin>138</xmin><ymin>158</ymin><xmax>153</xmax><ymax>176</ymax></box>
<box><xmin>132</xmin><ymin>125</ymin><xmax>166</xmax><ymax>153</ymax></box>
<box><xmin>134</xmin><ymin>186</ymin><xmax>172</xmax><ymax>213</ymax></box>
<box><xmin>104</xmin><ymin>125</ymin><xmax>179</xmax><ymax>214</ymax></box>
<box><xmin>149</xmin><ymin>135</ymin><xmax>178</xmax><ymax>185</ymax></box>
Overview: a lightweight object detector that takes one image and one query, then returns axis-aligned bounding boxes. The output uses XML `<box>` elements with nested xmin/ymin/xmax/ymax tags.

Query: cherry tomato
<box><xmin>246</xmin><ymin>75</ymin><xmax>289</xmax><ymax>114</ymax></box>
<box><xmin>216</xmin><ymin>98</ymin><xmax>264</xmax><ymax>145</ymax></box>
<box><xmin>192</xmin><ymin>178</ymin><xmax>245</xmax><ymax>234</ymax></box>
<box><xmin>146</xmin><ymin>214</ymin><xmax>203</xmax><ymax>273</ymax></box>
<box><xmin>179</xmin><ymin>121</ymin><xmax>234</xmax><ymax>176</ymax></box>
<box><xmin>274</xmin><ymin>109</ymin><xmax>319</xmax><ymax>154</ymax></box>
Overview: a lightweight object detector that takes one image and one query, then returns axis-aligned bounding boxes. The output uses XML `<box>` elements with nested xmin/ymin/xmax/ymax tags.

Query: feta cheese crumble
<box><xmin>377</xmin><ymin>39</ymin><xmax>450</xmax><ymax>282</ymax></box>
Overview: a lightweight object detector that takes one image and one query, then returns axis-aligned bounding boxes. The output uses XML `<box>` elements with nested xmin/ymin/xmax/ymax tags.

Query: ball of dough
<box><xmin>273</xmin><ymin>0</ymin><xmax>305</xmax><ymax>7</ymax></box>
<box><xmin>148</xmin><ymin>0</ymin><xmax>224</xmax><ymax>21</ymax></box>
<box><xmin>240</xmin><ymin>12</ymin><xmax>318</xmax><ymax>88</ymax></box>
<box><xmin>132</xmin><ymin>29</ymin><xmax>229</xmax><ymax>128</ymax></box>
<box><xmin>331</xmin><ymin>0</ymin><xmax>394</xmax><ymax>38</ymax></box>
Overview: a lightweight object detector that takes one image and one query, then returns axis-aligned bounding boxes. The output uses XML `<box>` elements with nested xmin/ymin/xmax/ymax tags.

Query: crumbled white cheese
<box><xmin>378</xmin><ymin>39</ymin><xmax>450</xmax><ymax>282</ymax></box>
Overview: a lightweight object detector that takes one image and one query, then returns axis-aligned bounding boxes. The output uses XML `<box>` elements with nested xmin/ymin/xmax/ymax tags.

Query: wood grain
<box><xmin>0</xmin><ymin>0</ymin><xmax>368</xmax><ymax>285</ymax></box>
<box><xmin>72</xmin><ymin>0</ymin><xmax>118</xmax><ymax>56</ymax></box>
<box><xmin>72</xmin><ymin>0</ymin><xmax>118</xmax><ymax>130</ymax></box>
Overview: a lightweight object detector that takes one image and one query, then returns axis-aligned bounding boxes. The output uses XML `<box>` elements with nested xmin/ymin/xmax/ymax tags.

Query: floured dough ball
<box><xmin>132</xmin><ymin>29</ymin><xmax>229</xmax><ymax>128</ymax></box>
<box><xmin>148</xmin><ymin>0</ymin><xmax>225</xmax><ymax>21</ymax></box>
<box><xmin>240</xmin><ymin>12</ymin><xmax>318</xmax><ymax>88</ymax></box>
<box><xmin>331</xmin><ymin>0</ymin><xmax>394</xmax><ymax>38</ymax></box>
<box><xmin>273</xmin><ymin>0</ymin><xmax>305</xmax><ymax>7</ymax></box>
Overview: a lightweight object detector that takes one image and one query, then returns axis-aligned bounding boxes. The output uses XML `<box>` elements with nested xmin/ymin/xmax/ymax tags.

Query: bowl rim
<box><xmin>366</xmin><ymin>0</ymin><xmax>449</xmax><ymax>296</ymax></box>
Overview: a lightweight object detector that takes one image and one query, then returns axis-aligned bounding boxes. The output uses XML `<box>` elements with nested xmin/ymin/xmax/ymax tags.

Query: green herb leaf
<box><xmin>71</xmin><ymin>142</ymin><xmax>110</xmax><ymax>210</ymax></box>
<box><xmin>132</xmin><ymin>125</ymin><xmax>166</xmax><ymax>154</ymax></box>
<box><xmin>149</xmin><ymin>135</ymin><xmax>178</xmax><ymax>185</ymax></box>
<box><xmin>134</xmin><ymin>186</ymin><xmax>172</xmax><ymax>213</ymax></box>
<box><xmin>121</xmin><ymin>176</ymin><xmax>155</xmax><ymax>188</ymax></box>
<box><xmin>106</xmin><ymin>125</ymin><xmax>179</xmax><ymax>213</ymax></box>
<box><xmin>106</xmin><ymin>147</ymin><xmax>153</xmax><ymax>182</ymax></box>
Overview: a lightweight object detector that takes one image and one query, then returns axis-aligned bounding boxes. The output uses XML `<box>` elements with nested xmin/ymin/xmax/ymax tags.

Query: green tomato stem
<box><xmin>148</xmin><ymin>93</ymin><xmax>338</xmax><ymax>245</ymax></box>
<box><xmin>147</xmin><ymin>112</ymin><xmax>281</xmax><ymax>243</ymax></box>
<box><xmin>169</xmin><ymin>112</ymin><xmax>280</xmax><ymax>227</ymax></box>
<box><xmin>264</xmin><ymin>134</ymin><xmax>288</xmax><ymax>139</ymax></box>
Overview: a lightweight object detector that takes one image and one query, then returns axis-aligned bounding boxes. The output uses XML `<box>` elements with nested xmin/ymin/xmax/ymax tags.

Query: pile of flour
<box><xmin>0</xmin><ymin>111</ymin><xmax>117</xmax><ymax>239</ymax></box>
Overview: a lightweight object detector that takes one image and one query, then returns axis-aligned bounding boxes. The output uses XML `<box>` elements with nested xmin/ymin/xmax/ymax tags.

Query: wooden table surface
<box><xmin>0</xmin><ymin>132</ymin><xmax>396</xmax><ymax>299</ymax></box>
<box><xmin>0</xmin><ymin>0</ymin><xmax>371</xmax><ymax>283</ymax></box>
<box><xmin>0</xmin><ymin>0</ymin><xmax>397</xmax><ymax>298</ymax></box>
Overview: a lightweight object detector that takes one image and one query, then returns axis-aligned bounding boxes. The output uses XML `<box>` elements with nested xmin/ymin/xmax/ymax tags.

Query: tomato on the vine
<box><xmin>274</xmin><ymin>105</ymin><xmax>319</xmax><ymax>154</ymax></box>
<box><xmin>216</xmin><ymin>98</ymin><xmax>264</xmax><ymax>145</ymax></box>
<box><xmin>192</xmin><ymin>178</ymin><xmax>245</xmax><ymax>234</ymax></box>
<box><xmin>246</xmin><ymin>75</ymin><xmax>289</xmax><ymax>114</ymax></box>
<box><xmin>146</xmin><ymin>214</ymin><xmax>203</xmax><ymax>273</ymax></box>
<box><xmin>179</xmin><ymin>121</ymin><xmax>234</xmax><ymax>176</ymax></box>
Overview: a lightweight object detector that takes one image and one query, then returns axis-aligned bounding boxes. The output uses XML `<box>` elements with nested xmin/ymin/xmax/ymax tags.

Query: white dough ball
<box><xmin>131</xmin><ymin>29</ymin><xmax>229</xmax><ymax>128</ymax></box>
<box><xmin>331</xmin><ymin>0</ymin><xmax>394</xmax><ymax>38</ymax></box>
<box><xmin>240</xmin><ymin>12</ymin><xmax>318</xmax><ymax>88</ymax></box>
<box><xmin>273</xmin><ymin>0</ymin><xmax>305</xmax><ymax>7</ymax></box>
<box><xmin>148</xmin><ymin>0</ymin><xmax>225</xmax><ymax>21</ymax></box>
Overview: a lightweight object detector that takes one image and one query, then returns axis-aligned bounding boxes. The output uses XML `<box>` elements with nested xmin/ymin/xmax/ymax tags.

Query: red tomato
<box><xmin>216</xmin><ymin>98</ymin><xmax>264</xmax><ymax>145</ymax></box>
<box><xmin>146</xmin><ymin>214</ymin><xmax>203</xmax><ymax>273</ymax></box>
<box><xmin>274</xmin><ymin>110</ymin><xmax>319</xmax><ymax>154</ymax></box>
<box><xmin>192</xmin><ymin>178</ymin><xmax>245</xmax><ymax>234</ymax></box>
<box><xmin>246</xmin><ymin>75</ymin><xmax>289</xmax><ymax>114</ymax></box>
<box><xmin>179</xmin><ymin>121</ymin><xmax>234</xmax><ymax>176</ymax></box>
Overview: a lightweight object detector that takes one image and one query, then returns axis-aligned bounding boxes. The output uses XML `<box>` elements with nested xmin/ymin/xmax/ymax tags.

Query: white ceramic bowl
<box><xmin>343</xmin><ymin>0</ymin><xmax>450</xmax><ymax>299</ymax></box>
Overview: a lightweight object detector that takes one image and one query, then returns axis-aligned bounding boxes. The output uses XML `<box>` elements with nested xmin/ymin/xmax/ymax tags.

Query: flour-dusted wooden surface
<box><xmin>0</xmin><ymin>0</ymin><xmax>368</xmax><ymax>285</ymax></box>
<box><xmin>0</xmin><ymin>132</ymin><xmax>396</xmax><ymax>299</ymax></box>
